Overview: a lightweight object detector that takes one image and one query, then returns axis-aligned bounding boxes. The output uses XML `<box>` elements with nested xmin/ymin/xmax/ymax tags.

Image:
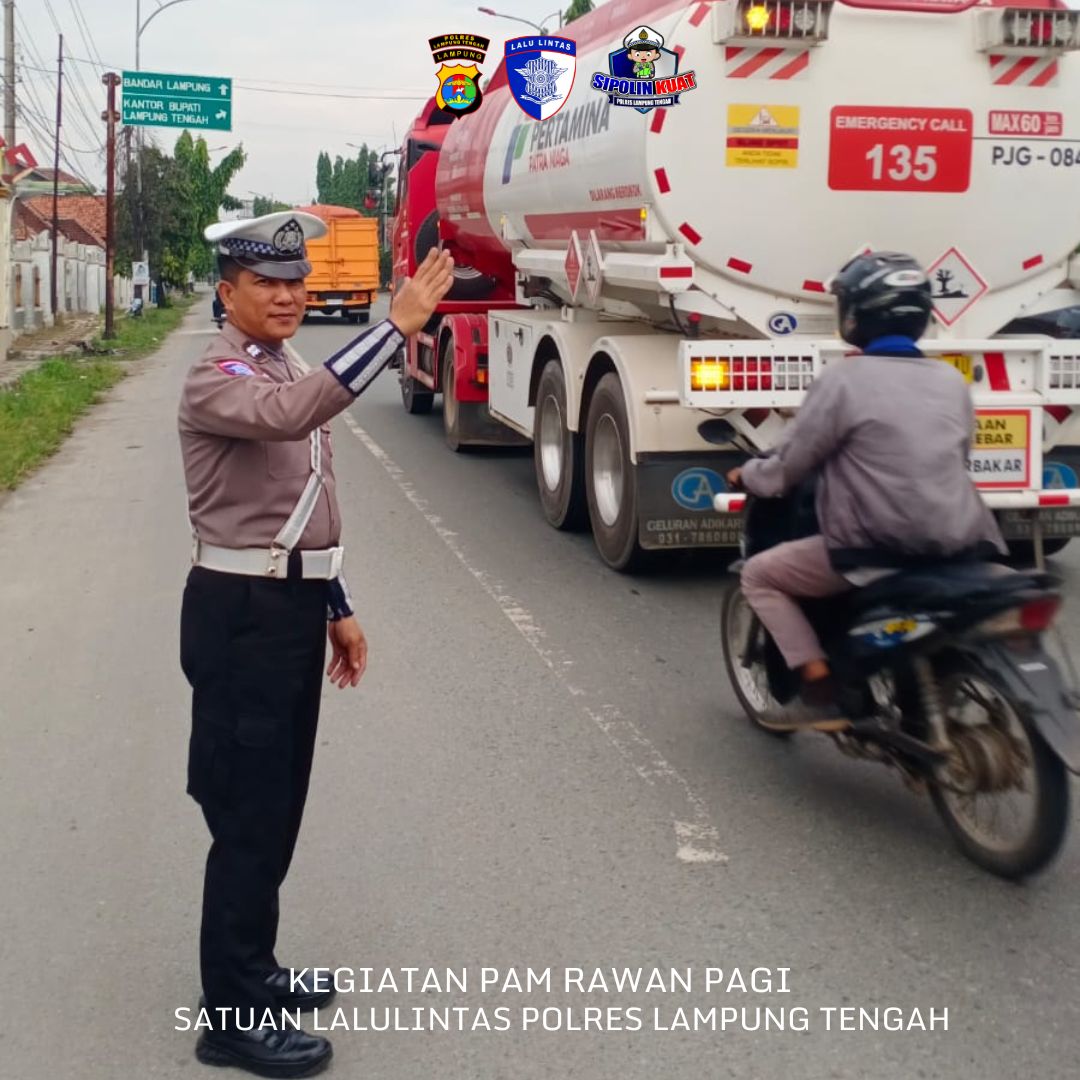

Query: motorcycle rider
<box><xmin>727</xmin><ymin>252</ymin><xmax>1007</xmax><ymax>729</ymax></box>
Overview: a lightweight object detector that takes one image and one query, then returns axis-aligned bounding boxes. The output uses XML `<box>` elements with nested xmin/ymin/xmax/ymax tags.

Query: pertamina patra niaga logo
<box><xmin>430</xmin><ymin>33</ymin><xmax>490</xmax><ymax>117</ymax></box>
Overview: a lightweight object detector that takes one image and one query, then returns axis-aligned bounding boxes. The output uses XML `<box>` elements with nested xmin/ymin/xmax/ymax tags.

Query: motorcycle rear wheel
<box><xmin>721</xmin><ymin>583</ymin><xmax>789</xmax><ymax>738</ymax></box>
<box><xmin>929</xmin><ymin>666</ymin><xmax>1069</xmax><ymax>879</ymax></box>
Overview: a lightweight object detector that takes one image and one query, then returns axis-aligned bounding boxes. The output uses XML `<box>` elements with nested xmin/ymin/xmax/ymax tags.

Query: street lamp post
<box><xmin>133</xmin><ymin>0</ymin><xmax>200</xmax><ymax>294</ymax></box>
<box><xmin>477</xmin><ymin>6</ymin><xmax>564</xmax><ymax>33</ymax></box>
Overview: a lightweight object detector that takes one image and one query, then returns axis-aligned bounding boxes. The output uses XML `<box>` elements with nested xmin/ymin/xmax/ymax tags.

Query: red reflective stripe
<box><xmin>984</xmin><ymin>352</ymin><xmax>1010</xmax><ymax>391</ymax></box>
<box><xmin>680</xmin><ymin>222</ymin><xmax>703</xmax><ymax>244</ymax></box>
<box><xmin>1040</xmin><ymin>493</ymin><xmax>1071</xmax><ymax>507</ymax></box>
<box><xmin>660</xmin><ymin>266</ymin><xmax>693</xmax><ymax>278</ymax></box>
<box><xmin>1046</xmin><ymin>405</ymin><xmax>1072</xmax><ymax>423</ymax></box>
<box><xmin>525</xmin><ymin>209</ymin><xmax>645</xmax><ymax>242</ymax></box>
<box><xmin>803</xmin><ymin>279</ymin><xmax>826</xmax><ymax>293</ymax></box>
<box><xmin>690</xmin><ymin>2</ymin><xmax>712</xmax><ymax>27</ymax></box>
<box><xmin>673</xmin><ymin>44</ymin><xmax>686</xmax><ymax>61</ymax></box>
<box><xmin>726</xmin><ymin>47</ymin><xmax>744</xmax><ymax>62</ymax></box>
<box><xmin>771</xmin><ymin>50</ymin><xmax>810</xmax><ymax>80</ymax></box>
<box><xmin>1023</xmin><ymin>254</ymin><xmax>1044</xmax><ymax>270</ymax></box>
<box><xmin>744</xmin><ymin>408</ymin><xmax>770</xmax><ymax>428</ymax></box>
<box><xmin>655</xmin><ymin>167</ymin><xmax>671</xmax><ymax>194</ymax></box>
<box><xmin>995</xmin><ymin>56</ymin><xmax>1038</xmax><ymax>85</ymax></box>
<box><xmin>729</xmin><ymin>47</ymin><xmax>785</xmax><ymax>79</ymax></box>
<box><xmin>728</xmin><ymin>257</ymin><xmax>753</xmax><ymax>274</ymax></box>
<box><xmin>1030</xmin><ymin>60</ymin><xmax>1059</xmax><ymax>88</ymax></box>
<box><xmin>650</xmin><ymin>109</ymin><xmax>667</xmax><ymax>134</ymax></box>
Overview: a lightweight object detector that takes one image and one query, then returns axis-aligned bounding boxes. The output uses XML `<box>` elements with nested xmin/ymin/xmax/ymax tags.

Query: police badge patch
<box><xmin>272</xmin><ymin>219</ymin><xmax>305</xmax><ymax>255</ymax></box>
<box><xmin>506</xmin><ymin>35</ymin><xmax>577</xmax><ymax>121</ymax></box>
<box><xmin>429</xmin><ymin>34</ymin><xmax>490</xmax><ymax>118</ymax></box>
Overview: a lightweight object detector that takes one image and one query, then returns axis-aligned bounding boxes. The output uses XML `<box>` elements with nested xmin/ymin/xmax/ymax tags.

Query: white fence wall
<box><xmin>8</xmin><ymin>230</ymin><xmax>132</xmax><ymax>335</ymax></box>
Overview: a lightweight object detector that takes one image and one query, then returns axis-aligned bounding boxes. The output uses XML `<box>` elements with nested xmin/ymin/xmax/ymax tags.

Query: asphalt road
<box><xmin>2</xmin><ymin>294</ymin><xmax>1080</xmax><ymax>1080</ymax></box>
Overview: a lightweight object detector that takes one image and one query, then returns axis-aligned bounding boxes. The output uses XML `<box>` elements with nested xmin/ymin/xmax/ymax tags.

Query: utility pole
<box><xmin>49</xmin><ymin>33</ymin><xmax>62</xmax><ymax>319</ymax></box>
<box><xmin>3</xmin><ymin>0</ymin><xmax>14</xmax><ymax>152</ymax></box>
<box><xmin>102</xmin><ymin>72</ymin><xmax>120</xmax><ymax>339</ymax></box>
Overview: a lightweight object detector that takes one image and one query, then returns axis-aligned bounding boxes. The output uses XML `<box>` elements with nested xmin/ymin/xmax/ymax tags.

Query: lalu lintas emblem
<box><xmin>505</xmin><ymin>35</ymin><xmax>577</xmax><ymax>121</ymax></box>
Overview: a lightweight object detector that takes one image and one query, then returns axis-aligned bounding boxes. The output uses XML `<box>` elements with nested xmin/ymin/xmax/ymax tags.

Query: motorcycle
<box><xmin>706</xmin><ymin>420</ymin><xmax>1080</xmax><ymax>879</ymax></box>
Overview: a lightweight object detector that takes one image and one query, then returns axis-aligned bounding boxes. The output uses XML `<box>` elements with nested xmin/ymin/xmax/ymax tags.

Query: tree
<box><xmin>564</xmin><ymin>0</ymin><xmax>594</xmax><ymax>23</ymax></box>
<box><xmin>117</xmin><ymin>133</ymin><xmax>247</xmax><ymax>296</ymax></box>
<box><xmin>316</xmin><ymin>152</ymin><xmax>332</xmax><ymax>203</ymax></box>
<box><xmin>252</xmin><ymin>195</ymin><xmax>291</xmax><ymax>216</ymax></box>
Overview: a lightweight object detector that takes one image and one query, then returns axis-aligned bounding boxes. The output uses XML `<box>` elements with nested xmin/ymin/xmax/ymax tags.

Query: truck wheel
<box><xmin>442</xmin><ymin>347</ymin><xmax>465</xmax><ymax>452</ymax></box>
<box><xmin>1006</xmin><ymin>538</ymin><xmax>1070</xmax><ymax>564</ymax></box>
<box><xmin>585</xmin><ymin>372</ymin><xmax>646</xmax><ymax>571</ymax></box>
<box><xmin>534</xmin><ymin>360</ymin><xmax>587</xmax><ymax>530</ymax></box>
<box><xmin>401</xmin><ymin>370</ymin><xmax>433</xmax><ymax>415</ymax></box>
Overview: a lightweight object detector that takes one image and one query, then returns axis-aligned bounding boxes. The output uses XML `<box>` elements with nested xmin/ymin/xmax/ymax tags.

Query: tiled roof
<box><xmin>21</xmin><ymin>195</ymin><xmax>107</xmax><ymax>246</ymax></box>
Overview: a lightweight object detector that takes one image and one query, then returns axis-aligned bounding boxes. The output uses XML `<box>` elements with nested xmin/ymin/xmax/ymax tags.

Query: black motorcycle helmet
<box><xmin>830</xmin><ymin>252</ymin><xmax>933</xmax><ymax>349</ymax></box>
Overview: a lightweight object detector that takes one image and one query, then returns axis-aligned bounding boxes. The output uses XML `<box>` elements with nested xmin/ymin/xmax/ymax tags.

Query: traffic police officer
<box><xmin>179</xmin><ymin>210</ymin><xmax>453</xmax><ymax>1076</ymax></box>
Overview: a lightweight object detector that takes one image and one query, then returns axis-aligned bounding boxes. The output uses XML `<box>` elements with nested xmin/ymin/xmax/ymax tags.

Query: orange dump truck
<box><xmin>299</xmin><ymin>204</ymin><xmax>379</xmax><ymax>324</ymax></box>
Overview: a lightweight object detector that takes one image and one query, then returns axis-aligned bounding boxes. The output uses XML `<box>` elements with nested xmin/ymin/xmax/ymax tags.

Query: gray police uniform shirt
<box><xmin>179</xmin><ymin>319</ymin><xmax>403</xmax><ymax>550</ymax></box>
<box><xmin>741</xmin><ymin>353</ymin><xmax>1007</xmax><ymax>567</ymax></box>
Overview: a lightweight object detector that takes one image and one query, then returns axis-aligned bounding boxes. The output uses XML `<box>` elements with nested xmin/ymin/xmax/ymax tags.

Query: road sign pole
<box><xmin>50</xmin><ymin>34</ymin><xmax>62</xmax><ymax>320</ymax></box>
<box><xmin>103</xmin><ymin>73</ymin><xmax>120</xmax><ymax>340</ymax></box>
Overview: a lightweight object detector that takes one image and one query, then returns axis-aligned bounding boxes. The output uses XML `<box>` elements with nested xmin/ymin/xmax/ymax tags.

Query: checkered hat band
<box><xmin>220</xmin><ymin>238</ymin><xmax>306</xmax><ymax>261</ymax></box>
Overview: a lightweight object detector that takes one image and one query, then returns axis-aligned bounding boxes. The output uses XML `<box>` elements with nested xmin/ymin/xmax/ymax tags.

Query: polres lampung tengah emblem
<box><xmin>505</xmin><ymin>34</ymin><xmax>577</xmax><ymax>121</ymax></box>
<box><xmin>430</xmin><ymin>33</ymin><xmax>490</xmax><ymax>117</ymax></box>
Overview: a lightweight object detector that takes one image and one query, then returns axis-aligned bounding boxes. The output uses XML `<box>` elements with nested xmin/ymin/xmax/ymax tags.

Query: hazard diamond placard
<box><xmin>565</xmin><ymin>232</ymin><xmax>583</xmax><ymax>301</ymax></box>
<box><xmin>927</xmin><ymin>247</ymin><xmax>988</xmax><ymax>327</ymax></box>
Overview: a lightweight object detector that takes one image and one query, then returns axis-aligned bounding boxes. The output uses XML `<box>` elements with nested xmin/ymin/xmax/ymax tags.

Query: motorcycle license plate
<box><xmin>325</xmin><ymin>298</ymin><xmax>343</xmax><ymax>306</ymax></box>
<box><xmin>940</xmin><ymin>353</ymin><xmax>973</xmax><ymax>383</ymax></box>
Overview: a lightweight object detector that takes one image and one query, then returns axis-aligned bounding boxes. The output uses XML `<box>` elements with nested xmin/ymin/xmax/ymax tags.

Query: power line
<box><xmin>67</xmin><ymin>0</ymin><xmax>105</xmax><ymax>75</ymax></box>
<box><xmin>15</xmin><ymin>14</ymin><xmax>98</xmax><ymax>148</ymax></box>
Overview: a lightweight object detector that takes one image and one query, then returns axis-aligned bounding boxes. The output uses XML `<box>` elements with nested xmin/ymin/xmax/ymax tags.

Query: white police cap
<box><xmin>624</xmin><ymin>25</ymin><xmax>664</xmax><ymax>51</ymax></box>
<box><xmin>204</xmin><ymin>211</ymin><xmax>329</xmax><ymax>280</ymax></box>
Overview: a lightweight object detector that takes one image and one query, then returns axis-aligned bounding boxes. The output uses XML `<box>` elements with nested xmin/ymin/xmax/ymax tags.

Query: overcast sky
<box><xmin>14</xmin><ymin>0</ymin><xmax>540</xmax><ymax>202</ymax></box>
<box><xmin>14</xmin><ymin>1</ymin><xmax>1080</xmax><ymax>205</ymax></box>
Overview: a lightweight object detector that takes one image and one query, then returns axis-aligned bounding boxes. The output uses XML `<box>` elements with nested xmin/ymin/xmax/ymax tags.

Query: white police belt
<box><xmin>190</xmin><ymin>423</ymin><xmax>339</xmax><ymax>579</ymax></box>
<box><xmin>193</xmin><ymin>541</ymin><xmax>344</xmax><ymax>580</ymax></box>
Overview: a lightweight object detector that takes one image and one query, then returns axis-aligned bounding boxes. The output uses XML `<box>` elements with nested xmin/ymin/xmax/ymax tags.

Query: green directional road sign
<box><xmin>121</xmin><ymin>70</ymin><xmax>232</xmax><ymax>131</ymax></box>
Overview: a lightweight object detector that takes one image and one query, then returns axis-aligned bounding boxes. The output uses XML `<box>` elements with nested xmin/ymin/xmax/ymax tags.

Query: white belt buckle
<box><xmin>266</xmin><ymin>546</ymin><xmax>289</xmax><ymax>578</ymax></box>
<box><xmin>328</xmin><ymin>546</ymin><xmax>345</xmax><ymax>579</ymax></box>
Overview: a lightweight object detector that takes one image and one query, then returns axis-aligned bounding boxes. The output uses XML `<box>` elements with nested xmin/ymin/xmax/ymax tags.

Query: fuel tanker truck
<box><xmin>392</xmin><ymin>0</ymin><xmax>1080</xmax><ymax>570</ymax></box>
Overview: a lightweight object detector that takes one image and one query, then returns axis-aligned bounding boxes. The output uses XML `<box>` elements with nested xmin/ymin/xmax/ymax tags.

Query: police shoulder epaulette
<box><xmin>243</xmin><ymin>341</ymin><xmax>270</xmax><ymax>364</ymax></box>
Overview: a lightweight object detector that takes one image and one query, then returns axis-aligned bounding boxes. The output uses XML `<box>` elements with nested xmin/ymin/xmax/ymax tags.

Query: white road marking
<box><xmin>309</xmin><ymin>365</ymin><xmax>727</xmax><ymax>865</ymax></box>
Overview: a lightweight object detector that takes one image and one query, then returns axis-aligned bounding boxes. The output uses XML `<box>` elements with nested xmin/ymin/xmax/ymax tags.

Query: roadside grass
<box><xmin>0</xmin><ymin>297</ymin><xmax>196</xmax><ymax>491</ymax></box>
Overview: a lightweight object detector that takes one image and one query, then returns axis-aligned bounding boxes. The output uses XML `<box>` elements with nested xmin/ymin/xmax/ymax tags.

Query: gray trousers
<box><xmin>740</xmin><ymin>536</ymin><xmax>852</xmax><ymax>669</ymax></box>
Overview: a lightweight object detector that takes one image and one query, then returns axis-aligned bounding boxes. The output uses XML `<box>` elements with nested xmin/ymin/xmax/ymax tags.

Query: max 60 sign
<box><xmin>122</xmin><ymin>71</ymin><xmax>232</xmax><ymax>131</ymax></box>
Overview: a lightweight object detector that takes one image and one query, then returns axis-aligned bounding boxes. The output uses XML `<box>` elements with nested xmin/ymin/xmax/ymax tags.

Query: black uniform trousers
<box><xmin>180</xmin><ymin>566</ymin><xmax>328</xmax><ymax>1018</ymax></box>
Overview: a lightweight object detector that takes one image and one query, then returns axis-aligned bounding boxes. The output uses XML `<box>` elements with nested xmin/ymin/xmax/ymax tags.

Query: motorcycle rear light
<box><xmin>1020</xmin><ymin>596</ymin><xmax>1061</xmax><ymax>631</ymax></box>
<box><xmin>976</xmin><ymin>596</ymin><xmax>1061</xmax><ymax>636</ymax></box>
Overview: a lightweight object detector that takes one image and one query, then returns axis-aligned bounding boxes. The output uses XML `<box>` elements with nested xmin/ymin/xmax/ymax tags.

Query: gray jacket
<box><xmin>741</xmin><ymin>353</ymin><xmax>1007</xmax><ymax>567</ymax></box>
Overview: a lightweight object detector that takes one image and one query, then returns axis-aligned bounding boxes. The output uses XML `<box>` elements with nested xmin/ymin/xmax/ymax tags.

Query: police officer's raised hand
<box><xmin>389</xmin><ymin>248</ymin><xmax>455</xmax><ymax>336</ymax></box>
<box><xmin>327</xmin><ymin>617</ymin><xmax>368</xmax><ymax>689</ymax></box>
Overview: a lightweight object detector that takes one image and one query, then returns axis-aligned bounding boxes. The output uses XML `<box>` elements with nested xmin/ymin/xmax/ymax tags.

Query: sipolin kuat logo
<box><xmin>591</xmin><ymin>24</ymin><xmax>697</xmax><ymax>115</ymax></box>
<box><xmin>430</xmin><ymin>33</ymin><xmax>490</xmax><ymax>117</ymax></box>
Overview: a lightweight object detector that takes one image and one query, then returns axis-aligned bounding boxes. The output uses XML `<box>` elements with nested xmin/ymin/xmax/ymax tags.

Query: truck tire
<box><xmin>442</xmin><ymin>345</ymin><xmax>465</xmax><ymax>452</ymax></box>
<box><xmin>401</xmin><ymin>370</ymin><xmax>433</xmax><ymax>415</ymax></box>
<box><xmin>585</xmin><ymin>372</ymin><xmax>647</xmax><ymax>571</ymax></box>
<box><xmin>534</xmin><ymin>360</ymin><xmax>587</xmax><ymax>530</ymax></box>
<box><xmin>1006</xmin><ymin>538</ymin><xmax>1070</xmax><ymax>564</ymax></box>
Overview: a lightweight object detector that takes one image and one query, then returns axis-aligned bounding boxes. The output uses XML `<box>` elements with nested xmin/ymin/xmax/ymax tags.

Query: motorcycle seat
<box><xmin>847</xmin><ymin>562</ymin><xmax>1055</xmax><ymax>616</ymax></box>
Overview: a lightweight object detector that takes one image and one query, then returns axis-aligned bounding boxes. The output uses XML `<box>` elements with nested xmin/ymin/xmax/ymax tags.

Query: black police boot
<box><xmin>266</xmin><ymin>967</ymin><xmax>337</xmax><ymax>1010</ymax></box>
<box><xmin>195</xmin><ymin>1026</ymin><xmax>332</xmax><ymax>1078</ymax></box>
